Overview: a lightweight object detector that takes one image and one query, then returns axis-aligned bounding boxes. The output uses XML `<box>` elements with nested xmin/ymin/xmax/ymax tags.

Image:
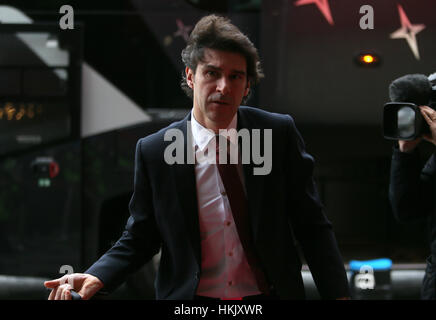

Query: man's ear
<box><xmin>186</xmin><ymin>67</ymin><xmax>194</xmax><ymax>89</ymax></box>
<box><xmin>244</xmin><ymin>81</ymin><xmax>251</xmax><ymax>97</ymax></box>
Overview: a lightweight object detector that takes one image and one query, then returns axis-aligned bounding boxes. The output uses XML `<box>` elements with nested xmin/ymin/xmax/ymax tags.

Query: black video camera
<box><xmin>383</xmin><ymin>73</ymin><xmax>436</xmax><ymax>140</ymax></box>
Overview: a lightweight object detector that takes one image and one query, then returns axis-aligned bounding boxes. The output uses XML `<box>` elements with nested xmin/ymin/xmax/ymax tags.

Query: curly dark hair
<box><xmin>180</xmin><ymin>14</ymin><xmax>264</xmax><ymax>103</ymax></box>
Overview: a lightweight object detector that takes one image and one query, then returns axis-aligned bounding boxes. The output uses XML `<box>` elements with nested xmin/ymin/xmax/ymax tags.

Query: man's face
<box><xmin>186</xmin><ymin>48</ymin><xmax>250</xmax><ymax>131</ymax></box>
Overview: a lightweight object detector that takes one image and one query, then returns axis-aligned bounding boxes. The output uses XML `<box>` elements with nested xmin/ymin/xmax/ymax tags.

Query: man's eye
<box><xmin>230</xmin><ymin>74</ymin><xmax>243</xmax><ymax>80</ymax></box>
<box><xmin>206</xmin><ymin>71</ymin><xmax>217</xmax><ymax>77</ymax></box>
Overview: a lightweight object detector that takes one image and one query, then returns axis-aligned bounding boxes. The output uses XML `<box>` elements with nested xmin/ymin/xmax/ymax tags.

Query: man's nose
<box><xmin>216</xmin><ymin>77</ymin><xmax>230</xmax><ymax>95</ymax></box>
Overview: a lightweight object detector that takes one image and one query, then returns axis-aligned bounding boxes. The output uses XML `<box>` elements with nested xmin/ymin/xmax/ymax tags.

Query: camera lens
<box><xmin>397</xmin><ymin>106</ymin><xmax>415</xmax><ymax>138</ymax></box>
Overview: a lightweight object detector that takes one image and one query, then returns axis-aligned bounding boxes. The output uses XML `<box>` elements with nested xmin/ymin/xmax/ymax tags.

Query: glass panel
<box><xmin>16</xmin><ymin>32</ymin><xmax>69</xmax><ymax>66</ymax></box>
<box><xmin>0</xmin><ymin>32</ymin><xmax>69</xmax><ymax>67</ymax></box>
<box><xmin>0</xmin><ymin>101</ymin><xmax>71</xmax><ymax>154</ymax></box>
<box><xmin>0</xmin><ymin>69</ymin><xmax>20</xmax><ymax>95</ymax></box>
<box><xmin>23</xmin><ymin>68</ymin><xmax>68</xmax><ymax>96</ymax></box>
<box><xmin>0</xmin><ymin>27</ymin><xmax>75</xmax><ymax>155</ymax></box>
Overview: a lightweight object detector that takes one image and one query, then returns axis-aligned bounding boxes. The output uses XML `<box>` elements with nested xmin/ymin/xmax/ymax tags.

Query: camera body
<box><xmin>383</xmin><ymin>73</ymin><xmax>436</xmax><ymax>140</ymax></box>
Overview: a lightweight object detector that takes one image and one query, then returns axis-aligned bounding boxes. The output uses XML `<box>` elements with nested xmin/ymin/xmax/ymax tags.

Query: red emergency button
<box><xmin>49</xmin><ymin>161</ymin><xmax>60</xmax><ymax>178</ymax></box>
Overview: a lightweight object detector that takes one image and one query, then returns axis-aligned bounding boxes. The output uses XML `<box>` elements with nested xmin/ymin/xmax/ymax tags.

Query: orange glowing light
<box><xmin>362</xmin><ymin>55</ymin><xmax>375</xmax><ymax>63</ymax></box>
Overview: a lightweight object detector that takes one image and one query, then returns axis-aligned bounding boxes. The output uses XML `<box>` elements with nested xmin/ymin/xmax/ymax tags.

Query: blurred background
<box><xmin>0</xmin><ymin>0</ymin><xmax>435</xmax><ymax>300</ymax></box>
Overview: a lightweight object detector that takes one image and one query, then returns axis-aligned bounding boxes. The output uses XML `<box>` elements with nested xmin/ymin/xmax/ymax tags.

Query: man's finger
<box><xmin>420</xmin><ymin>105</ymin><xmax>432</xmax><ymax>112</ymax></box>
<box><xmin>62</xmin><ymin>288</ymin><xmax>72</xmax><ymax>300</ymax></box>
<box><xmin>48</xmin><ymin>287</ymin><xmax>57</xmax><ymax>300</ymax></box>
<box><xmin>55</xmin><ymin>286</ymin><xmax>65</xmax><ymax>300</ymax></box>
<box><xmin>44</xmin><ymin>279</ymin><xmax>61</xmax><ymax>289</ymax></box>
<box><xmin>421</xmin><ymin>109</ymin><xmax>433</xmax><ymax>125</ymax></box>
<box><xmin>420</xmin><ymin>106</ymin><xmax>436</xmax><ymax>120</ymax></box>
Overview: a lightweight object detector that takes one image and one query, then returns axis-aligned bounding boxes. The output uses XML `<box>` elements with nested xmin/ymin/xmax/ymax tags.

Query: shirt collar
<box><xmin>191</xmin><ymin>109</ymin><xmax>238</xmax><ymax>152</ymax></box>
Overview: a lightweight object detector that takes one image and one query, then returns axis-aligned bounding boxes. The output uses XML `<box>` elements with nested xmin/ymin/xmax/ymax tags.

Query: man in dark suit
<box><xmin>45</xmin><ymin>14</ymin><xmax>350</xmax><ymax>300</ymax></box>
<box><xmin>389</xmin><ymin>105</ymin><xmax>436</xmax><ymax>300</ymax></box>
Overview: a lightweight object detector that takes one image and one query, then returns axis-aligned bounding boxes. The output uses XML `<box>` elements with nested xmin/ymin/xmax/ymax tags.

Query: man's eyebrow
<box><xmin>204</xmin><ymin>64</ymin><xmax>221</xmax><ymax>71</ymax></box>
<box><xmin>203</xmin><ymin>64</ymin><xmax>246</xmax><ymax>75</ymax></box>
<box><xmin>232</xmin><ymin>69</ymin><xmax>246</xmax><ymax>75</ymax></box>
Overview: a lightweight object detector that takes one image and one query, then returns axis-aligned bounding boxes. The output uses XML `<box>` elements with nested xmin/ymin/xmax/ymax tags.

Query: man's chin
<box><xmin>206</xmin><ymin>108</ymin><xmax>237</xmax><ymax>126</ymax></box>
<box><xmin>208</xmin><ymin>106</ymin><xmax>236</xmax><ymax>115</ymax></box>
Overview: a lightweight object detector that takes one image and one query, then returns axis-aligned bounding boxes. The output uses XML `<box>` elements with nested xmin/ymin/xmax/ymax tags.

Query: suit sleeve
<box><xmin>284</xmin><ymin>116</ymin><xmax>350</xmax><ymax>299</ymax></box>
<box><xmin>389</xmin><ymin>146</ymin><xmax>435</xmax><ymax>223</ymax></box>
<box><xmin>85</xmin><ymin>139</ymin><xmax>162</xmax><ymax>292</ymax></box>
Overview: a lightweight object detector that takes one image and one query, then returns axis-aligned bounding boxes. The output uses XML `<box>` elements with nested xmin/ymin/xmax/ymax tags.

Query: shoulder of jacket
<box><xmin>239</xmin><ymin>105</ymin><xmax>295</xmax><ymax>129</ymax></box>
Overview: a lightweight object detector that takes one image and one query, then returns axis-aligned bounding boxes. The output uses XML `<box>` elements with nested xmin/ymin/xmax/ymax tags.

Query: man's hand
<box><xmin>44</xmin><ymin>273</ymin><xmax>103</xmax><ymax>300</ymax></box>
<box><xmin>420</xmin><ymin>105</ymin><xmax>436</xmax><ymax>146</ymax></box>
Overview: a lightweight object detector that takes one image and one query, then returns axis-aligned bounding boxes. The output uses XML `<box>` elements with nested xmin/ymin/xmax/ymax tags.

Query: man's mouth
<box><xmin>211</xmin><ymin>100</ymin><xmax>229</xmax><ymax>105</ymax></box>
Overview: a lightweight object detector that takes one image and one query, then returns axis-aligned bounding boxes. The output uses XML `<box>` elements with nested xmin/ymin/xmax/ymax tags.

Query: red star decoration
<box><xmin>294</xmin><ymin>0</ymin><xmax>334</xmax><ymax>26</ymax></box>
<box><xmin>390</xmin><ymin>4</ymin><xmax>426</xmax><ymax>60</ymax></box>
<box><xmin>174</xmin><ymin>19</ymin><xmax>193</xmax><ymax>42</ymax></box>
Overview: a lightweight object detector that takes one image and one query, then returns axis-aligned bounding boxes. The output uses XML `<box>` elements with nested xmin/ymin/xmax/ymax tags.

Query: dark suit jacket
<box><xmin>389</xmin><ymin>147</ymin><xmax>436</xmax><ymax>223</ymax></box>
<box><xmin>389</xmin><ymin>147</ymin><xmax>436</xmax><ymax>299</ymax></box>
<box><xmin>86</xmin><ymin>106</ymin><xmax>350</xmax><ymax>299</ymax></box>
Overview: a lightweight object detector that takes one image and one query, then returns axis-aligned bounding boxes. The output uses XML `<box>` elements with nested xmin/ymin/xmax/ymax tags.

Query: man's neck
<box><xmin>192</xmin><ymin>109</ymin><xmax>235</xmax><ymax>134</ymax></box>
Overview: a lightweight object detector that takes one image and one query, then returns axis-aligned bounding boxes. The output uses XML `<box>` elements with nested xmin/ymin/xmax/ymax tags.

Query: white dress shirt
<box><xmin>191</xmin><ymin>111</ymin><xmax>261</xmax><ymax>298</ymax></box>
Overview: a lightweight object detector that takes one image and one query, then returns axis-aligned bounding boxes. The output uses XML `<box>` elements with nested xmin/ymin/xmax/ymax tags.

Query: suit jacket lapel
<box><xmin>237</xmin><ymin>107</ymin><xmax>265</xmax><ymax>243</ymax></box>
<box><xmin>171</xmin><ymin>112</ymin><xmax>201</xmax><ymax>265</ymax></box>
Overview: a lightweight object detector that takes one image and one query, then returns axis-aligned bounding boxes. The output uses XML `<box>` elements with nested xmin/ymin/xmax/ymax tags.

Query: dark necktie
<box><xmin>215</xmin><ymin>135</ymin><xmax>270</xmax><ymax>294</ymax></box>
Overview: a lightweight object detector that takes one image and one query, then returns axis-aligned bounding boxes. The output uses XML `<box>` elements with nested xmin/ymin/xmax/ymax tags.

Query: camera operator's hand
<box><xmin>44</xmin><ymin>273</ymin><xmax>103</xmax><ymax>300</ymax></box>
<box><xmin>420</xmin><ymin>105</ymin><xmax>436</xmax><ymax>146</ymax></box>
